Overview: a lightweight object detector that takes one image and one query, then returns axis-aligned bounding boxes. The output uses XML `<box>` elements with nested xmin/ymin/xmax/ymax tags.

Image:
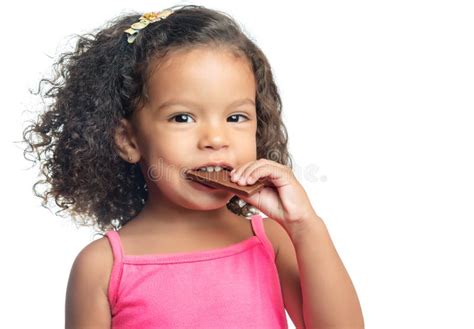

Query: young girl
<box><xmin>23</xmin><ymin>5</ymin><xmax>364</xmax><ymax>328</ymax></box>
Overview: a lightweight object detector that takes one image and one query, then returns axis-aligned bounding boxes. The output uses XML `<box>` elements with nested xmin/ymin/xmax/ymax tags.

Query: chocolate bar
<box><xmin>185</xmin><ymin>168</ymin><xmax>266</xmax><ymax>196</ymax></box>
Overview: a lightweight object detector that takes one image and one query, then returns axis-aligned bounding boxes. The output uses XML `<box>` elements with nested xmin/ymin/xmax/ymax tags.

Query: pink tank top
<box><xmin>105</xmin><ymin>214</ymin><xmax>288</xmax><ymax>328</ymax></box>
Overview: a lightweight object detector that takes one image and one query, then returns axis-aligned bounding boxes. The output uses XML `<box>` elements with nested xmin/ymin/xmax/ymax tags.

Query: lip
<box><xmin>191</xmin><ymin>161</ymin><xmax>234</xmax><ymax>171</ymax></box>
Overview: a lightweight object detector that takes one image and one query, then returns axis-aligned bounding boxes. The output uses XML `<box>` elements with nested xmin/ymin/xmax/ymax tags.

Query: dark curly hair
<box><xmin>22</xmin><ymin>5</ymin><xmax>292</xmax><ymax>233</ymax></box>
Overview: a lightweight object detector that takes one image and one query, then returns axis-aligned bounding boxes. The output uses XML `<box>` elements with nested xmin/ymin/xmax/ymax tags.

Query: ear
<box><xmin>113</xmin><ymin>118</ymin><xmax>141</xmax><ymax>163</ymax></box>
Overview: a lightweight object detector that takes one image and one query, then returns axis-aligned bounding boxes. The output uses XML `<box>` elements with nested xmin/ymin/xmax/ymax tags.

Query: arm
<box><xmin>231</xmin><ymin>159</ymin><xmax>364</xmax><ymax>328</ymax></box>
<box><xmin>65</xmin><ymin>238</ymin><xmax>113</xmax><ymax>329</ymax></box>
<box><xmin>277</xmin><ymin>212</ymin><xmax>365</xmax><ymax>329</ymax></box>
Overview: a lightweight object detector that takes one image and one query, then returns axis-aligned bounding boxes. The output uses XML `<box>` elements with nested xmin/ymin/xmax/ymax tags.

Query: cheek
<box><xmin>143</xmin><ymin>129</ymin><xmax>191</xmax><ymax>162</ymax></box>
<box><xmin>157</xmin><ymin>141</ymin><xmax>190</xmax><ymax>165</ymax></box>
<box><xmin>140</xmin><ymin>141</ymin><xmax>190</xmax><ymax>183</ymax></box>
<box><xmin>144</xmin><ymin>156</ymin><xmax>184</xmax><ymax>188</ymax></box>
<box><xmin>233</xmin><ymin>134</ymin><xmax>257</xmax><ymax>161</ymax></box>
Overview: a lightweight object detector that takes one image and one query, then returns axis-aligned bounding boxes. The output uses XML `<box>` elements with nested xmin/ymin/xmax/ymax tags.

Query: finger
<box><xmin>230</xmin><ymin>160</ymin><xmax>256</xmax><ymax>183</ymax></box>
<box><xmin>237</xmin><ymin>159</ymin><xmax>274</xmax><ymax>186</ymax></box>
<box><xmin>246</xmin><ymin>163</ymin><xmax>292</xmax><ymax>188</ymax></box>
<box><xmin>231</xmin><ymin>159</ymin><xmax>287</xmax><ymax>184</ymax></box>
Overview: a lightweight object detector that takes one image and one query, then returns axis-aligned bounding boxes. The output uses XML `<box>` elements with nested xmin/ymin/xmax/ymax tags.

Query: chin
<box><xmin>180</xmin><ymin>198</ymin><xmax>231</xmax><ymax>211</ymax></box>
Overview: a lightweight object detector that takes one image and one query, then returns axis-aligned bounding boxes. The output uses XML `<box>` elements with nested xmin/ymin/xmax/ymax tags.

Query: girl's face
<box><xmin>129</xmin><ymin>47</ymin><xmax>257</xmax><ymax>211</ymax></box>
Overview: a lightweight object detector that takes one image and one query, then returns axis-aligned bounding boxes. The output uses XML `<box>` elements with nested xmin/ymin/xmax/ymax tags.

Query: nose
<box><xmin>197</xmin><ymin>122</ymin><xmax>229</xmax><ymax>150</ymax></box>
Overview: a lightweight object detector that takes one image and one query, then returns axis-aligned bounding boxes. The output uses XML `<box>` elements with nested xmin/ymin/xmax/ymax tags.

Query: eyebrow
<box><xmin>157</xmin><ymin>98</ymin><xmax>255</xmax><ymax>111</ymax></box>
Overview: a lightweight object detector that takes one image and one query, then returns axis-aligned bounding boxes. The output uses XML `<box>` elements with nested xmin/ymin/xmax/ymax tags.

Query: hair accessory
<box><xmin>124</xmin><ymin>9</ymin><xmax>176</xmax><ymax>44</ymax></box>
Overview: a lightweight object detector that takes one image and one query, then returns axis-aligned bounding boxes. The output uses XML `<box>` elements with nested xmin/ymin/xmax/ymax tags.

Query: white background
<box><xmin>1</xmin><ymin>0</ymin><xmax>473</xmax><ymax>328</ymax></box>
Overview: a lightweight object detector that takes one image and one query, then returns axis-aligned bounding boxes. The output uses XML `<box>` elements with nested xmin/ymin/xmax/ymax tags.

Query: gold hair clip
<box><xmin>124</xmin><ymin>9</ymin><xmax>174</xmax><ymax>44</ymax></box>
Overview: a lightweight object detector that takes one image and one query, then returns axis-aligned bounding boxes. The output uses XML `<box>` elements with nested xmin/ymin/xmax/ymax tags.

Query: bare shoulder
<box><xmin>71</xmin><ymin>236</ymin><xmax>114</xmax><ymax>293</ymax></box>
<box><xmin>65</xmin><ymin>235</ymin><xmax>113</xmax><ymax>328</ymax></box>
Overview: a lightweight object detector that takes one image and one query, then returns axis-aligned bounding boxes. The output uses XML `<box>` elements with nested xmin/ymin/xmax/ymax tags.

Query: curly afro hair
<box><xmin>22</xmin><ymin>5</ymin><xmax>292</xmax><ymax>233</ymax></box>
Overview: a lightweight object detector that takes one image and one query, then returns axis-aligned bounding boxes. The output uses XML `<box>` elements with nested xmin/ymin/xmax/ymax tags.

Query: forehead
<box><xmin>146</xmin><ymin>47</ymin><xmax>256</xmax><ymax>105</ymax></box>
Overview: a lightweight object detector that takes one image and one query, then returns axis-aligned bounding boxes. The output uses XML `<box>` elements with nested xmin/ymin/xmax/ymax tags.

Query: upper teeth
<box><xmin>199</xmin><ymin>166</ymin><xmax>224</xmax><ymax>172</ymax></box>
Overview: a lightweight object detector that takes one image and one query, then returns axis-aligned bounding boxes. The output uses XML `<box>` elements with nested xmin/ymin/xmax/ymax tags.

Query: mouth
<box><xmin>189</xmin><ymin>163</ymin><xmax>234</xmax><ymax>172</ymax></box>
<box><xmin>185</xmin><ymin>164</ymin><xmax>233</xmax><ymax>192</ymax></box>
<box><xmin>183</xmin><ymin>163</ymin><xmax>234</xmax><ymax>191</ymax></box>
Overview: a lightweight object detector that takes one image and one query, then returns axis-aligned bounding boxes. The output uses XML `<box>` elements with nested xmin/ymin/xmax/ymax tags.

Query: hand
<box><xmin>230</xmin><ymin>159</ymin><xmax>317</xmax><ymax>229</ymax></box>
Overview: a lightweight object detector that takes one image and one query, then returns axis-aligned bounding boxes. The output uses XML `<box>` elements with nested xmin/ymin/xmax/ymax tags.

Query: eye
<box><xmin>227</xmin><ymin>114</ymin><xmax>249</xmax><ymax>123</ymax></box>
<box><xmin>169</xmin><ymin>113</ymin><xmax>194</xmax><ymax>123</ymax></box>
<box><xmin>168</xmin><ymin>113</ymin><xmax>249</xmax><ymax>123</ymax></box>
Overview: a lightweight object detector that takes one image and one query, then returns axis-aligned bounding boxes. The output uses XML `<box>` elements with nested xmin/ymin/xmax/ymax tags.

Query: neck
<box><xmin>130</xmin><ymin>185</ymin><xmax>235</xmax><ymax>233</ymax></box>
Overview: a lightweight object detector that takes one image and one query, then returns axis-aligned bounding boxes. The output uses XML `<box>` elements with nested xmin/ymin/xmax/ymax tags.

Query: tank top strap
<box><xmin>104</xmin><ymin>230</ymin><xmax>124</xmax><ymax>309</ymax></box>
<box><xmin>250</xmin><ymin>214</ymin><xmax>276</xmax><ymax>261</ymax></box>
<box><xmin>105</xmin><ymin>230</ymin><xmax>123</xmax><ymax>262</ymax></box>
